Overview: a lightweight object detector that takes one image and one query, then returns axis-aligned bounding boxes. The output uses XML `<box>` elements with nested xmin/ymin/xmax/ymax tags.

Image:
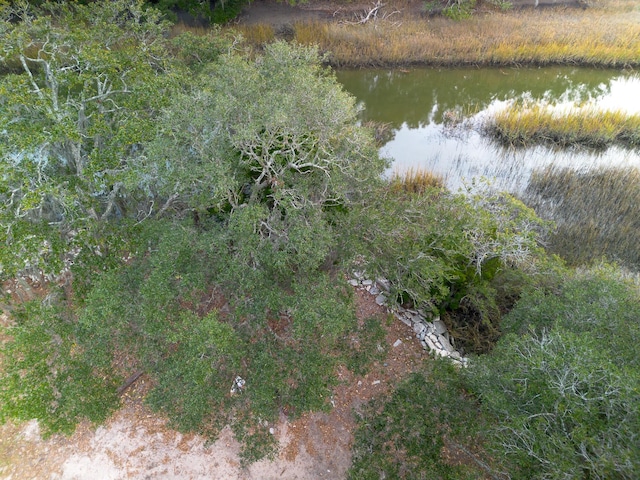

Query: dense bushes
<box><xmin>348</xmin><ymin>361</ymin><xmax>490</xmax><ymax>479</ymax></box>
<box><xmin>350</xmin><ymin>267</ymin><xmax>640</xmax><ymax>479</ymax></box>
<box><xmin>340</xmin><ymin>180</ymin><xmax>550</xmax><ymax>353</ymax></box>
<box><xmin>466</xmin><ymin>268</ymin><xmax>640</xmax><ymax>479</ymax></box>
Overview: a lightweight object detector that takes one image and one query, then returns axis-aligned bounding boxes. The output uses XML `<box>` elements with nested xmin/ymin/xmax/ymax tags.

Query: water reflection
<box><xmin>336</xmin><ymin>67</ymin><xmax>640</xmax><ymax>191</ymax></box>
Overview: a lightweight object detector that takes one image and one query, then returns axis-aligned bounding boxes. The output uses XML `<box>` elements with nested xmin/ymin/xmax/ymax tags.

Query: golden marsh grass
<box><xmin>389</xmin><ymin>167</ymin><xmax>445</xmax><ymax>193</ymax></box>
<box><xmin>488</xmin><ymin>105</ymin><xmax>640</xmax><ymax>148</ymax></box>
<box><xmin>229</xmin><ymin>1</ymin><xmax>640</xmax><ymax>68</ymax></box>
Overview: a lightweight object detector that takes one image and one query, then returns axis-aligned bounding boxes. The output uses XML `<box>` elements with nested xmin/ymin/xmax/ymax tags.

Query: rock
<box><xmin>393</xmin><ymin>339</ymin><xmax>402</xmax><ymax>348</ymax></box>
<box><xmin>395</xmin><ymin>312</ymin><xmax>413</xmax><ymax>327</ymax></box>
<box><xmin>362</xmin><ymin>279</ymin><xmax>373</xmax><ymax>286</ymax></box>
<box><xmin>269</xmin><ymin>427</ymin><xmax>275</xmax><ymax>435</ymax></box>
<box><xmin>450</xmin><ymin>351</ymin><xmax>462</xmax><ymax>361</ymax></box>
<box><xmin>433</xmin><ymin>318</ymin><xmax>448</xmax><ymax>335</ymax></box>
<box><xmin>372</xmin><ymin>380</ymin><xmax>381</xmax><ymax>385</ymax></box>
<box><xmin>375</xmin><ymin>294</ymin><xmax>387</xmax><ymax>305</ymax></box>
<box><xmin>376</xmin><ymin>278</ymin><xmax>391</xmax><ymax>292</ymax></box>
<box><xmin>348</xmin><ymin>279</ymin><xmax>359</xmax><ymax>287</ymax></box>
<box><xmin>369</xmin><ymin>285</ymin><xmax>381</xmax><ymax>295</ymax></box>
<box><xmin>437</xmin><ymin>335</ymin><xmax>456</xmax><ymax>353</ymax></box>
<box><xmin>413</xmin><ymin>322</ymin><xmax>426</xmax><ymax>336</ymax></box>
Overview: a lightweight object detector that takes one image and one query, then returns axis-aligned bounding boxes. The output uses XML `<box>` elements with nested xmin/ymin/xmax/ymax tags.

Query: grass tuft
<box><xmin>487</xmin><ymin>103</ymin><xmax>640</xmax><ymax>149</ymax></box>
<box><xmin>389</xmin><ymin>167</ymin><xmax>446</xmax><ymax>194</ymax></box>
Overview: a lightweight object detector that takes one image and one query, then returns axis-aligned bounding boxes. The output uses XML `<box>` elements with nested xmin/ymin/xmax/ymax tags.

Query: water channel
<box><xmin>335</xmin><ymin>67</ymin><xmax>640</xmax><ymax>193</ymax></box>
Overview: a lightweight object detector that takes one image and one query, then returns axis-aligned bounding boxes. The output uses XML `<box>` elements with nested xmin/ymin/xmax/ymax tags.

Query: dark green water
<box><xmin>336</xmin><ymin>67</ymin><xmax>640</xmax><ymax>191</ymax></box>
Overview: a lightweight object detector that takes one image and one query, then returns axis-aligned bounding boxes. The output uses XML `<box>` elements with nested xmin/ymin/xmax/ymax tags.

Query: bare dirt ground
<box><xmin>235</xmin><ymin>0</ymin><xmax>582</xmax><ymax>28</ymax></box>
<box><xmin>0</xmin><ymin>287</ymin><xmax>427</xmax><ymax>480</ymax></box>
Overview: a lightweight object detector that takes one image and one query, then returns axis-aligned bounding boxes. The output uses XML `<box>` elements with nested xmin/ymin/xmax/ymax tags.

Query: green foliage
<box><xmin>340</xmin><ymin>182</ymin><xmax>549</xmax><ymax>352</ymax></box>
<box><xmin>466</xmin><ymin>269</ymin><xmax>640</xmax><ymax>479</ymax></box>
<box><xmin>424</xmin><ymin>0</ymin><xmax>477</xmax><ymax>20</ymax></box>
<box><xmin>73</xmin><ymin>220</ymin><xmax>383</xmax><ymax>460</ymax></box>
<box><xmin>0</xmin><ymin>302</ymin><xmax>119</xmax><ymax>436</ymax></box>
<box><xmin>149</xmin><ymin>0</ymin><xmax>249</xmax><ymax>24</ymax></box>
<box><xmin>147</xmin><ymin>40</ymin><xmax>384</xmax><ymax>277</ymax></box>
<box><xmin>0</xmin><ymin>0</ymin><xmax>231</xmax><ymax>281</ymax></box>
<box><xmin>348</xmin><ymin>361</ymin><xmax>491</xmax><ymax>480</ymax></box>
<box><xmin>146</xmin><ymin>311</ymin><xmax>241</xmax><ymax>435</ymax></box>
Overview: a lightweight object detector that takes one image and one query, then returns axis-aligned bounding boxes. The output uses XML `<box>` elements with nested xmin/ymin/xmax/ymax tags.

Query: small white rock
<box><xmin>393</xmin><ymin>339</ymin><xmax>402</xmax><ymax>348</ymax></box>
<box><xmin>372</xmin><ymin>380</ymin><xmax>381</xmax><ymax>385</ymax></box>
<box><xmin>269</xmin><ymin>427</ymin><xmax>275</xmax><ymax>435</ymax></box>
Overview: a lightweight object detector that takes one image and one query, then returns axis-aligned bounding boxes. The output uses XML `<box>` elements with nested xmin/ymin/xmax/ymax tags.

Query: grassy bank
<box><xmin>486</xmin><ymin>104</ymin><xmax>640</xmax><ymax>148</ymax></box>
<box><xmin>228</xmin><ymin>1</ymin><xmax>640</xmax><ymax>68</ymax></box>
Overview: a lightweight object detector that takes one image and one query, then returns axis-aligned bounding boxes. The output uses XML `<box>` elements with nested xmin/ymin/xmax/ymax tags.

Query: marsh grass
<box><xmin>234</xmin><ymin>23</ymin><xmax>275</xmax><ymax>45</ymax></box>
<box><xmin>389</xmin><ymin>167</ymin><xmax>446</xmax><ymax>193</ymax></box>
<box><xmin>488</xmin><ymin>105</ymin><xmax>640</xmax><ymax>149</ymax></box>
<box><xmin>524</xmin><ymin>166</ymin><xmax>640</xmax><ymax>269</ymax></box>
<box><xmin>230</xmin><ymin>3</ymin><xmax>640</xmax><ymax>68</ymax></box>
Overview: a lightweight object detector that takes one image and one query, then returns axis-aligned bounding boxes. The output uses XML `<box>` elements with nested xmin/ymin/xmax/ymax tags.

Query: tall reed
<box><xmin>523</xmin><ymin>166</ymin><xmax>640</xmax><ymax>270</ymax></box>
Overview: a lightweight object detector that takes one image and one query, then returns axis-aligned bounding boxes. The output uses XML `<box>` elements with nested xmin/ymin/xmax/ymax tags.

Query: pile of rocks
<box><xmin>348</xmin><ymin>272</ymin><xmax>469</xmax><ymax>367</ymax></box>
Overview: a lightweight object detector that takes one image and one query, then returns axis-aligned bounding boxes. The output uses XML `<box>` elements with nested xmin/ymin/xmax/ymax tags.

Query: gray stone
<box><xmin>369</xmin><ymin>286</ymin><xmax>381</xmax><ymax>295</ymax></box>
<box><xmin>376</xmin><ymin>278</ymin><xmax>391</xmax><ymax>292</ymax></box>
<box><xmin>433</xmin><ymin>318</ymin><xmax>448</xmax><ymax>335</ymax></box>
<box><xmin>413</xmin><ymin>322</ymin><xmax>426</xmax><ymax>336</ymax></box>
<box><xmin>348</xmin><ymin>279</ymin><xmax>359</xmax><ymax>287</ymax></box>
<box><xmin>375</xmin><ymin>294</ymin><xmax>387</xmax><ymax>305</ymax></box>
<box><xmin>395</xmin><ymin>313</ymin><xmax>413</xmax><ymax>327</ymax></box>
<box><xmin>438</xmin><ymin>335</ymin><xmax>456</xmax><ymax>353</ymax></box>
<box><xmin>393</xmin><ymin>339</ymin><xmax>403</xmax><ymax>348</ymax></box>
<box><xmin>362</xmin><ymin>279</ymin><xmax>373</xmax><ymax>286</ymax></box>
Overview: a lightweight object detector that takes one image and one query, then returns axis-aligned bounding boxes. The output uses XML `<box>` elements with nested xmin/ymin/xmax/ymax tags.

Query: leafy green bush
<box><xmin>0</xmin><ymin>302</ymin><xmax>120</xmax><ymax>436</ymax></box>
<box><xmin>466</xmin><ymin>269</ymin><xmax>640</xmax><ymax>479</ymax></box>
<box><xmin>348</xmin><ymin>361</ymin><xmax>494</xmax><ymax>480</ymax></box>
<box><xmin>340</xmin><ymin>183</ymin><xmax>549</xmax><ymax>353</ymax></box>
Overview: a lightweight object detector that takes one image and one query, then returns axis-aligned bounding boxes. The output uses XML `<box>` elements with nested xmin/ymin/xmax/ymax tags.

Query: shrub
<box><xmin>0</xmin><ymin>302</ymin><xmax>120</xmax><ymax>436</ymax></box>
<box><xmin>348</xmin><ymin>361</ymin><xmax>494</xmax><ymax>480</ymax></box>
<box><xmin>339</xmin><ymin>182</ymin><xmax>549</xmax><ymax>352</ymax></box>
<box><xmin>466</xmin><ymin>269</ymin><xmax>640</xmax><ymax>479</ymax></box>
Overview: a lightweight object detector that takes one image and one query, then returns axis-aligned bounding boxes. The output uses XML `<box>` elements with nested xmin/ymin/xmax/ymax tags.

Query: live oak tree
<box><xmin>0</xmin><ymin>0</ymin><xmax>227</xmax><ymax>279</ymax></box>
<box><xmin>147</xmin><ymin>41</ymin><xmax>385</xmax><ymax>277</ymax></box>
